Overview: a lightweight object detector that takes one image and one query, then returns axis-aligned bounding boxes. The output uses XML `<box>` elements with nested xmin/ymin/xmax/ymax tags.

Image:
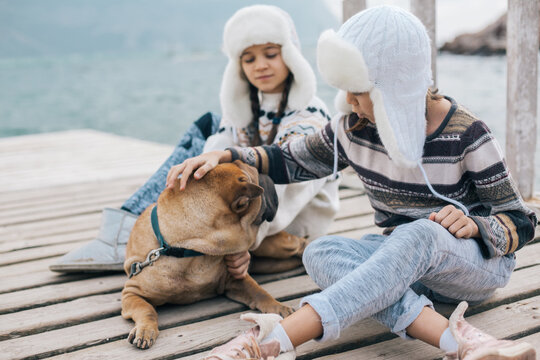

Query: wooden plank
<box><xmin>506</xmin><ymin>0</ymin><xmax>539</xmax><ymax>199</ymax></box>
<box><xmin>516</xmin><ymin>242</ymin><xmax>540</xmax><ymax>269</ymax></box>
<box><xmin>0</xmin><ymin>190</ymin><xmax>132</xmax><ymax>218</ymax></box>
<box><xmin>0</xmin><ymin>276</ymin><xmax>318</xmax><ymax>359</ymax></box>
<box><xmin>0</xmin><ymin>293</ymin><xmax>121</xmax><ymax>341</ymax></box>
<box><xmin>0</xmin><ymin>229</ymin><xmax>95</xmax><ymax>253</ymax></box>
<box><xmin>4</xmin><ymin>250</ymin><xmax>538</xmax><ymax>344</ymax></box>
<box><xmin>338</xmin><ymin>188</ymin><xmax>365</xmax><ymax>199</ymax></box>
<box><xmin>0</xmin><ymin>274</ymin><xmax>125</xmax><ymax>314</ymax></box>
<box><xmin>5</xmin><ymin>263</ymin><xmax>540</xmax><ymax>359</ymax></box>
<box><xmin>0</xmin><ymin>213</ymin><xmax>101</xmax><ymax>243</ymax></box>
<box><xmin>0</xmin><ymin>200</ymin><xmax>123</xmax><ymax>226</ymax></box>
<box><xmin>328</xmin><ymin>213</ymin><xmax>375</xmax><ymax>234</ymax></box>
<box><xmin>0</xmin><ymin>269</ymin><xmax>311</xmax><ymax>341</ymax></box>
<box><xmin>0</xmin><ymin>270</ymin><xmax>95</xmax><ymax>295</ymax></box>
<box><xmin>0</xmin><ymin>130</ymin><xmax>172</xmax><ymax>193</ymax></box>
<box><xmin>0</xmin><ymin>176</ymin><xmax>146</xmax><ymax>204</ymax></box>
<box><xmin>342</xmin><ymin>0</ymin><xmax>366</xmax><ymax>22</ymax></box>
<box><xmin>53</xmin><ymin>294</ymin><xmax>540</xmax><ymax>360</ymax></box>
<box><xmin>0</xmin><ymin>241</ymin><xmax>87</xmax><ymax>267</ymax></box>
<box><xmin>520</xmin><ymin>332</ymin><xmax>540</xmax><ymax>351</ymax></box>
<box><xmin>334</xmin><ymin>196</ymin><xmax>373</xmax><ymax>220</ymax></box>
<box><xmin>411</xmin><ymin>0</ymin><xmax>437</xmax><ymax>86</ymax></box>
<box><xmin>0</xmin><ymin>257</ymin><xmax>62</xmax><ymax>277</ymax></box>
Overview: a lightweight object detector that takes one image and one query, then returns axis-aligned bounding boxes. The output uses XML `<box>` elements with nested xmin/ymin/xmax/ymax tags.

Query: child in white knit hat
<box><xmin>169</xmin><ymin>5</ymin><xmax>537</xmax><ymax>360</ymax></box>
<box><xmin>50</xmin><ymin>5</ymin><xmax>340</xmax><ymax>278</ymax></box>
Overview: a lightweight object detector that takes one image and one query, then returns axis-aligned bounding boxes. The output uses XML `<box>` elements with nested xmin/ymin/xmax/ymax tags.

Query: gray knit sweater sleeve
<box><xmin>228</xmin><ymin>119</ymin><xmax>350</xmax><ymax>184</ymax></box>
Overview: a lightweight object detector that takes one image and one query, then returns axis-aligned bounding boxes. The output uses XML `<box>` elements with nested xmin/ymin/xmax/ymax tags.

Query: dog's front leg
<box><xmin>225</xmin><ymin>275</ymin><xmax>294</xmax><ymax>318</ymax></box>
<box><xmin>121</xmin><ymin>289</ymin><xmax>159</xmax><ymax>349</ymax></box>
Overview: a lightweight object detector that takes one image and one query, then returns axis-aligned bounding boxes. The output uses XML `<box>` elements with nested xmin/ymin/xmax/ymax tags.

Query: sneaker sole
<box><xmin>470</xmin><ymin>341</ymin><xmax>536</xmax><ymax>360</ymax></box>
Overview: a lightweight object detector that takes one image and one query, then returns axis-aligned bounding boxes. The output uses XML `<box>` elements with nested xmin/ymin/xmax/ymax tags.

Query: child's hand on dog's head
<box><xmin>166</xmin><ymin>150</ymin><xmax>233</xmax><ymax>190</ymax></box>
<box><xmin>429</xmin><ymin>204</ymin><xmax>479</xmax><ymax>239</ymax></box>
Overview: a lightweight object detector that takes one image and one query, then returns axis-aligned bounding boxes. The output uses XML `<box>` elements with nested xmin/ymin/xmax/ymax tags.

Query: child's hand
<box><xmin>429</xmin><ymin>205</ymin><xmax>479</xmax><ymax>239</ymax></box>
<box><xmin>224</xmin><ymin>251</ymin><xmax>251</xmax><ymax>279</ymax></box>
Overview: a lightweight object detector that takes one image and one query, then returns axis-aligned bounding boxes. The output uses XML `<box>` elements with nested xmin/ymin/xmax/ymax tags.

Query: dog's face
<box><xmin>161</xmin><ymin>161</ymin><xmax>277</xmax><ymax>255</ymax></box>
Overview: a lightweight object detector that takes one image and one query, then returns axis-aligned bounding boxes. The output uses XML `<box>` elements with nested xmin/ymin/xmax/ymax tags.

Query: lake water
<box><xmin>0</xmin><ymin>49</ymin><xmax>538</xmax><ymax>188</ymax></box>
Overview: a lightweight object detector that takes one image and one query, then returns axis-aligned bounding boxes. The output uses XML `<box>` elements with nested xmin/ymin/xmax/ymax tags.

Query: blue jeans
<box><xmin>301</xmin><ymin>218</ymin><xmax>515</xmax><ymax>341</ymax></box>
<box><xmin>121</xmin><ymin>112</ymin><xmax>221</xmax><ymax>215</ymax></box>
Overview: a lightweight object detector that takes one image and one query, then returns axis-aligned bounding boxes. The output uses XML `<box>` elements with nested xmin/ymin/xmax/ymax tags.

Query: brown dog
<box><xmin>121</xmin><ymin>161</ymin><xmax>295</xmax><ymax>349</ymax></box>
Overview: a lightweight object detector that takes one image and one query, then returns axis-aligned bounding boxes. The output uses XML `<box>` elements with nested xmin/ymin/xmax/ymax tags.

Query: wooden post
<box><xmin>506</xmin><ymin>0</ymin><xmax>538</xmax><ymax>200</ymax></box>
<box><xmin>411</xmin><ymin>0</ymin><xmax>437</xmax><ymax>87</ymax></box>
<box><xmin>342</xmin><ymin>0</ymin><xmax>366</xmax><ymax>23</ymax></box>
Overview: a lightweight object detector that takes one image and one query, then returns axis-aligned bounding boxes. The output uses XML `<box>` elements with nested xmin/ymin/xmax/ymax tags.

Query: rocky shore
<box><xmin>440</xmin><ymin>10</ymin><xmax>540</xmax><ymax>55</ymax></box>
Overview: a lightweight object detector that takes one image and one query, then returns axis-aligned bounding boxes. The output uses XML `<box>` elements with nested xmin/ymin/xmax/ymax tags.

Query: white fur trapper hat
<box><xmin>317</xmin><ymin>5</ymin><xmax>433</xmax><ymax>168</ymax></box>
<box><xmin>220</xmin><ymin>5</ymin><xmax>316</xmax><ymax>128</ymax></box>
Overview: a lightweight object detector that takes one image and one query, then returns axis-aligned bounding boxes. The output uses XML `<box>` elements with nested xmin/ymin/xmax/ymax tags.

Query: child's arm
<box><xmin>429</xmin><ymin>205</ymin><xmax>480</xmax><ymax>239</ymax></box>
<box><xmin>229</xmin><ymin>117</ymin><xmax>349</xmax><ymax>184</ymax></box>
<box><xmin>460</xmin><ymin>121</ymin><xmax>537</xmax><ymax>257</ymax></box>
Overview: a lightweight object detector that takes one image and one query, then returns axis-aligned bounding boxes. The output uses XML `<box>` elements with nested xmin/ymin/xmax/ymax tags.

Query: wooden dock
<box><xmin>1</xmin><ymin>130</ymin><xmax>539</xmax><ymax>360</ymax></box>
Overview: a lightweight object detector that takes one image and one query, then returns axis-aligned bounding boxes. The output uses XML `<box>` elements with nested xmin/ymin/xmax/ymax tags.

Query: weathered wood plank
<box><xmin>0</xmin><ymin>269</ymin><xmax>311</xmax><ymax>341</ymax></box>
<box><xmin>0</xmin><ymin>241</ymin><xmax>86</xmax><ymax>267</ymax></box>
<box><xmin>328</xmin><ymin>213</ymin><xmax>375</xmax><ymax>234</ymax></box>
<box><xmin>0</xmin><ymin>200</ymin><xmax>123</xmax><ymax>226</ymax></box>
<box><xmin>60</xmin><ymin>294</ymin><xmax>540</xmax><ymax>360</ymax></box>
<box><xmin>334</xmin><ymin>196</ymin><xmax>373</xmax><ymax>220</ymax></box>
<box><xmin>0</xmin><ymin>257</ymin><xmax>62</xmax><ymax>277</ymax></box>
<box><xmin>0</xmin><ymin>229</ymin><xmax>95</xmax><ymax>253</ymax></box>
<box><xmin>342</xmin><ymin>0</ymin><xmax>366</xmax><ymax>22</ymax></box>
<box><xmin>0</xmin><ymin>193</ymin><xmax>127</xmax><ymax>221</ymax></box>
<box><xmin>5</xmin><ymin>263</ymin><xmax>540</xmax><ymax>359</ymax></box>
<box><xmin>0</xmin><ymin>176</ymin><xmax>144</xmax><ymax>208</ymax></box>
<box><xmin>0</xmin><ymin>213</ymin><xmax>101</xmax><ymax>243</ymax></box>
<box><xmin>0</xmin><ymin>130</ymin><xmax>172</xmax><ymax>193</ymax></box>
<box><xmin>0</xmin><ymin>268</ymin><xmax>93</xmax><ymax>294</ymax></box>
<box><xmin>0</xmin><ymin>274</ymin><xmax>125</xmax><ymax>314</ymax></box>
<box><xmin>0</xmin><ymin>276</ymin><xmax>319</xmax><ymax>359</ymax></box>
<box><xmin>506</xmin><ymin>0</ymin><xmax>539</xmax><ymax>199</ymax></box>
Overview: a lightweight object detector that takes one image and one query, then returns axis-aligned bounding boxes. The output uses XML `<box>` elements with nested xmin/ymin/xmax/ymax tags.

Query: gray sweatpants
<box><xmin>301</xmin><ymin>218</ymin><xmax>515</xmax><ymax>341</ymax></box>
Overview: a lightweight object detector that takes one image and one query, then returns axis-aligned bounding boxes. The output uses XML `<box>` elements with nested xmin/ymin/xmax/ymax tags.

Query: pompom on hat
<box><xmin>317</xmin><ymin>5</ymin><xmax>433</xmax><ymax>168</ymax></box>
<box><xmin>220</xmin><ymin>5</ymin><xmax>316</xmax><ymax>128</ymax></box>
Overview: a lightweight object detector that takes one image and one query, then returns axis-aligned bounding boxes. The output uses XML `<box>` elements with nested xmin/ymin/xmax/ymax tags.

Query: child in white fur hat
<box><xmin>168</xmin><ymin>5</ymin><xmax>537</xmax><ymax>360</ymax></box>
<box><xmin>50</xmin><ymin>5</ymin><xmax>340</xmax><ymax>277</ymax></box>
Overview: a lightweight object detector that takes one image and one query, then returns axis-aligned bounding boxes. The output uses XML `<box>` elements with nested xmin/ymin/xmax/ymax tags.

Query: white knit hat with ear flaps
<box><xmin>220</xmin><ymin>5</ymin><xmax>316</xmax><ymax>129</ymax></box>
<box><xmin>317</xmin><ymin>5</ymin><xmax>433</xmax><ymax>168</ymax></box>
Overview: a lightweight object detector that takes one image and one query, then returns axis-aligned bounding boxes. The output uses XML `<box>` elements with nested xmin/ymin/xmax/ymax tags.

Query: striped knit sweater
<box><xmin>229</xmin><ymin>98</ymin><xmax>537</xmax><ymax>258</ymax></box>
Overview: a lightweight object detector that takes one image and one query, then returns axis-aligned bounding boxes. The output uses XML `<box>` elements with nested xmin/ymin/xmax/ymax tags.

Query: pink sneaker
<box><xmin>445</xmin><ymin>302</ymin><xmax>536</xmax><ymax>360</ymax></box>
<box><xmin>204</xmin><ymin>313</ymin><xmax>295</xmax><ymax>360</ymax></box>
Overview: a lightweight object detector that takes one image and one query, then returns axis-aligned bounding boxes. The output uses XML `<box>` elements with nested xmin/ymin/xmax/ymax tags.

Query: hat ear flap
<box><xmin>220</xmin><ymin>61</ymin><xmax>252</xmax><ymax>129</ymax></box>
<box><xmin>280</xmin><ymin>43</ymin><xmax>316</xmax><ymax>110</ymax></box>
<box><xmin>231</xmin><ymin>183</ymin><xmax>263</xmax><ymax>214</ymax></box>
<box><xmin>334</xmin><ymin>90</ymin><xmax>352</xmax><ymax>114</ymax></box>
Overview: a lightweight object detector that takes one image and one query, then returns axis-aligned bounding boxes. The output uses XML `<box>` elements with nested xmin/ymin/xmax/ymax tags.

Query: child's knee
<box><xmin>303</xmin><ymin>235</ymin><xmax>335</xmax><ymax>270</ymax></box>
<box><xmin>392</xmin><ymin>219</ymin><xmax>445</xmax><ymax>249</ymax></box>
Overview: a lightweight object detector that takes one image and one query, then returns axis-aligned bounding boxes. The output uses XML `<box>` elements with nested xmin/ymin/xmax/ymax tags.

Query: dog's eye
<box><xmin>238</xmin><ymin>177</ymin><xmax>248</xmax><ymax>183</ymax></box>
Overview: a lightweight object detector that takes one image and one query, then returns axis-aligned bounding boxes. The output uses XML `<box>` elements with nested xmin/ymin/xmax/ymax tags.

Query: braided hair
<box><xmin>248</xmin><ymin>73</ymin><xmax>293</xmax><ymax>146</ymax></box>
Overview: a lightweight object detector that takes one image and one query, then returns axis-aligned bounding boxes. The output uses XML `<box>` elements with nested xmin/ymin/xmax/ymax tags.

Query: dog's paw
<box><xmin>277</xmin><ymin>304</ymin><xmax>294</xmax><ymax>317</ymax></box>
<box><xmin>260</xmin><ymin>302</ymin><xmax>294</xmax><ymax>318</ymax></box>
<box><xmin>127</xmin><ymin>323</ymin><xmax>159</xmax><ymax>349</ymax></box>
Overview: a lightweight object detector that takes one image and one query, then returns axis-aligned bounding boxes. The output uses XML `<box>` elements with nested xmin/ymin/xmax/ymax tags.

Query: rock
<box><xmin>440</xmin><ymin>13</ymin><xmax>508</xmax><ymax>55</ymax></box>
<box><xmin>441</xmin><ymin>6</ymin><xmax>540</xmax><ymax>56</ymax></box>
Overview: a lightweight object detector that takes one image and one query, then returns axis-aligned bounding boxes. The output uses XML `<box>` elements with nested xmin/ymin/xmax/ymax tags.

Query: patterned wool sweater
<box><xmin>229</xmin><ymin>98</ymin><xmax>537</xmax><ymax>258</ymax></box>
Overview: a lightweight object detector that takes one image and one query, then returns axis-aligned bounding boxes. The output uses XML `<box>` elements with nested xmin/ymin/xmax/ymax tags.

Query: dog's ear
<box><xmin>231</xmin><ymin>183</ymin><xmax>263</xmax><ymax>214</ymax></box>
<box><xmin>254</xmin><ymin>174</ymin><xmax>279</xmax><ymax>225</ymax></box>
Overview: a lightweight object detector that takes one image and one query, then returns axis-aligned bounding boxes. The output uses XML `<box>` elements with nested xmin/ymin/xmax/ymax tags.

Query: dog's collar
<box><xmin>150</xmin><ymin>205</ymin><xmax>204</xmax><ymax>258</ymax></box>
<box><xmin>128</xmin><ymin>205</ymin><xmax>203</xmax><ymax>278</ymax></box>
